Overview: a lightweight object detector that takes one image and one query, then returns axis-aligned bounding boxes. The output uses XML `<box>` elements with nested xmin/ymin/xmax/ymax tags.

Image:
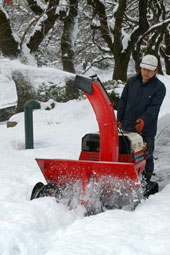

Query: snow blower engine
<box><xmin>31</xmin><ymin>75</ymin><xmax>158</xmax><ymax>214</ymax></box>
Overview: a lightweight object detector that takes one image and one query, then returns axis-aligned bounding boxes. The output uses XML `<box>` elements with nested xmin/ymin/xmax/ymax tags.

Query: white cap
<box><xmin>140</xmin><ymin>55</ymin><xmax>158</xmax><ymax>71</ymax></box>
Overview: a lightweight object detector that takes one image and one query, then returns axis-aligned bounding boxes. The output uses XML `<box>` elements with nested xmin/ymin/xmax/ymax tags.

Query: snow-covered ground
<box><xmin>0</xmin><ymin>61</ymin><xmax>170</xmax><ymax>254</ymax></box>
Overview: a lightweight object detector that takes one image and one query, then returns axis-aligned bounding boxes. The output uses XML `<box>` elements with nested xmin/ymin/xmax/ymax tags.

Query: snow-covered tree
<box><xmin>0</xmin><ymin>0</ymin><xmax>79</xmax><ymax>111</ymax></box>
<box><xmin>87</xmin><ymin>0</ymin><xmax>170</xmax><ymax>81</ymax></box>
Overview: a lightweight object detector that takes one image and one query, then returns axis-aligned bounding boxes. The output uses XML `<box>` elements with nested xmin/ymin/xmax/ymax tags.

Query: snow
<box><xmin>0</xmin><ymin>58</ymin><xmax>76</xmax><ymax>109</ymax></box>
<box><xmin>0</xmin><ymin>60</ymin><xmax>170</xmax><ymax>254</ymax></box>
<box><xmin>34</xmin><ymin>0</ymin><xmax>48</xmax><ymax>10</ymax></box>
<box><xmin>0</xmin><ymin>73</ymin><xmax>17</xmax><ymax>109</ymax></box>
<box><xmin>122</xmin><ymin>29</ymin><xmax>131</xmax><ymax>52</ymax></box>
<box><xmin>56</xmin><ymin>0</ymin><xmax>68</xmax><ymax>15</ymax></box>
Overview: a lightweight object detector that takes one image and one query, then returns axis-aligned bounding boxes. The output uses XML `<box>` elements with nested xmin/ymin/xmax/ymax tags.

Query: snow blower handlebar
<box><xmin>74</xmin><ymin>75</ymin><xmax>119</xmax><ymax>162</ymax></box>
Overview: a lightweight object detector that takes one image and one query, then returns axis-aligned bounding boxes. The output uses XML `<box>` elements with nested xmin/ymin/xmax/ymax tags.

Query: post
<box><xmin>24</xmin><ymin>99</ymin><xmax>40</xmax><ymax>149</ymax></box>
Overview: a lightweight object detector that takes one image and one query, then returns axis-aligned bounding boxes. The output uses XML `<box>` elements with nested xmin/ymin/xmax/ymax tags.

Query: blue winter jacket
<box><xmin>117</xmin><ymin>73</ymin><xmax>166</xmax><ymax>137</ymax></box>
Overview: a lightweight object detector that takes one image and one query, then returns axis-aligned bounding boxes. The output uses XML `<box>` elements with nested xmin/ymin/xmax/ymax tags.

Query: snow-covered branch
<box><xmin>138</xmin><ymin>17</ymin><xmax>170</xmax><ymax>43</ymax></box>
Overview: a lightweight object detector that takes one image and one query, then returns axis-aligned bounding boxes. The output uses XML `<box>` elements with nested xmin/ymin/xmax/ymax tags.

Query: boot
<box><xmin>141</xmin><ymin>173</ymin><xmax>159</xmax><ymax>198</ymax></box>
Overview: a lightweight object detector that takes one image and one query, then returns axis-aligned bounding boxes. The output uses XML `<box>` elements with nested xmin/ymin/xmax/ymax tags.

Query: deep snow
<box><xmin>0</xmin><ymin>61</ymin><xmax>170</xmax><ymax>255</ymax></box>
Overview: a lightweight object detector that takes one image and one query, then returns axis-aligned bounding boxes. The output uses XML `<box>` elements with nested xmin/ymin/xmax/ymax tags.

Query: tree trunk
<box><xmin>132</xmin><ymin>43</ymin><xmax>143</xmax><ymax>74</ymax></box>
<box><xmin>160</xmin><ymin>27</ymin><xmax>170</xmax><ymax>75</ymax></box>
<box><xmin>0</xmin><ymin>9</ymin><xmax>19</xmax><ymax>57</ymax></box>
<box><xmin>61</xmin><ymin>0</ymin><xmax>79</xmax><ymax>100</ymax></box>
<box><xmin>145</xmin><ymin>31</ymin><xmax>164</xmax><ymax>74</ymax></box>
<box><xmin>113</xmin><ymin>52</ymin><xmax>131</xmax><ymax>81</ymax></box>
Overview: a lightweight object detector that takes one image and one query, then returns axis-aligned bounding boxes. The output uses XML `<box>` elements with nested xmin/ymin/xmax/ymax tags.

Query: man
<box><xmin>117</xmin><ymin>54</ymin><xmax>166</xmax><ymax>183</ymax></box>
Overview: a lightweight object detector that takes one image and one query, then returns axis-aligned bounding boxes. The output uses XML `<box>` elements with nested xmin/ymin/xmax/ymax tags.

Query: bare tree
<box><xmin>87</xmin><ymin>0</ymin><xmax>150</xmax><ymax>81</ymax></box>
<box><xmin>87</xmin><ymin>0</ymin><xmax>170</xmax><ymax>80</ymax></box>
<box><xmin>133</xmin><ymin>0</ymin><xmax>170</xmax><ymax>74</ymax></box>
<box><xmin>0</xmin><ymin>0</ymin><xmax>80</xmax><ymax>112</ymax></box>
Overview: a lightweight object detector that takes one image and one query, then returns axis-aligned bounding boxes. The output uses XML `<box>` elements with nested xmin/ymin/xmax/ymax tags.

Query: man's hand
<box><xmin>135</xmin><ymin>119</ymin><xmax>144</xmax><ymax>132</ymax></box>
<box><xmin>117</xmin><ymin>122</ymin><xmax>123</xmax><ymax>129</ymax></box>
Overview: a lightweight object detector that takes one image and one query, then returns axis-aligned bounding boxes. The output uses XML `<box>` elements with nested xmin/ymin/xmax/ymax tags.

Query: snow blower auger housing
<box><xmin>31</xmin><ymin>75</ymin><xmax>147</xmax><ymax>214</ymax></box>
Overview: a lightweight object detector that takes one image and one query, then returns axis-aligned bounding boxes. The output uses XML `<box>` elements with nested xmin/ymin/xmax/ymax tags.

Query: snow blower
<box><xmin>31</xmin><ymin>75</ymin><xmax>150</xmax><ymax>214</ymax></box>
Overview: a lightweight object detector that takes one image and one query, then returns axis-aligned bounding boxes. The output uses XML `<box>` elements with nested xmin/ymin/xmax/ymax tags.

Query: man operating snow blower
<box><xmin>117</xmin><ymin>54</ymin><xmax>166</xmax><ymax>194</ymax></box>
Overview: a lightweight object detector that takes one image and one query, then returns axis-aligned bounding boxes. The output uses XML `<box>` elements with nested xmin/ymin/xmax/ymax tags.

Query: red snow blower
<box><xmin>31</xmin><ymin>75</ymin><xmax>148</xmax><ymax>214</ymax></box>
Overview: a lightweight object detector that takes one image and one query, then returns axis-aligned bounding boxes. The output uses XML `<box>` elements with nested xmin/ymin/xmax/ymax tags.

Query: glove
<box><xmin>135</xmin><ymin>119</ymin><xmax>144</xmax><ymax>132</ymax></box>
<box><xmin>117</xmin><ymin>122</ymin><xmax>123</xmax><ymax>129</ymax></box>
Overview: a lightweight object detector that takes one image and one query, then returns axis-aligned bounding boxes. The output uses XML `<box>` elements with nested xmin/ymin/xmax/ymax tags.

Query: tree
<box><xmin>87</xmin><ymin>0</ymin><xmax>150</xmax><ymax>81</ymax></box>
<box><xmin>133</xmin><ymin>0</ymin><xmax>170</xmax><ymax>74</ymax></box>
<box><xmin>26</xmin><ymin>0</ymin><xmax>79</xmax><ymax>99</ymax></box>
<box><xmin>0</xmin><ymin>0</ymin><xmax>80</xmax><ymax>114</ymax></box>
<box><xmin>87</xmin><ymin>0</ymin><xmax>170</xmax><ymax>81</ymax></box>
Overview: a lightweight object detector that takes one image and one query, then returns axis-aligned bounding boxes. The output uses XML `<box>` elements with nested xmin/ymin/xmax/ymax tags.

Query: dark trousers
<box><xmin>142</xmin><ymin>136</ymin><xmax>155</xmax><ymax>181</ymax></box>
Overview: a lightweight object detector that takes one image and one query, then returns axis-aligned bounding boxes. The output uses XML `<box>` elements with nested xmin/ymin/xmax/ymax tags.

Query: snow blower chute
<box><xmin>31</xmin><ymin>75</ymin><xmax>147</xmax><ymax>213</ymax></box>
